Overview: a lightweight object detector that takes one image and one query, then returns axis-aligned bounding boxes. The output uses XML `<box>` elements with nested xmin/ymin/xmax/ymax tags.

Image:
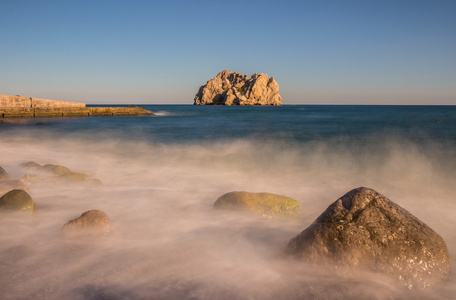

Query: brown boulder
<box><xmin>0</xmin><ymin>189</ymin><xmax>36</xmax><ymax>212</ymax></box>
<box><xmin>283</xmin><ymin>187</ymin><xmax>450</xmax><ymax>289</ymax></box>
<box><xmin>61</xmin><ymin>210</ymin><xmax>111</xmax><ymax>238</ymax></box>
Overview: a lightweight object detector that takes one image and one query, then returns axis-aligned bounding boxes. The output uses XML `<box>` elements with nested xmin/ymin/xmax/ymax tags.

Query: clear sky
<box><xmin>1</xmin><ymin>0</ymin><xmax>455</xmax><ymax>105</ymax></box>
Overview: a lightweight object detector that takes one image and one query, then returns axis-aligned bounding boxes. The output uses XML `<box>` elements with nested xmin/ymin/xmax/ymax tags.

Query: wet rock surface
<box><xmin>283</xmin><ymin>187</ymin><xmax>450</xmax><ymax>289</ymax></box>
<box><xmin>194</xmin><ymin>70</ymin><xmax>282</xmax><ymax>106</ymax></box>
<box><xmin>0</xmin><ymin>189</ymin><xmax>36</xmax><ymax>212</ymax></box>
<box><xmin>214</xmin><ymin>191</ymin><xmax>300</xmax><ymax>219</ymax></box>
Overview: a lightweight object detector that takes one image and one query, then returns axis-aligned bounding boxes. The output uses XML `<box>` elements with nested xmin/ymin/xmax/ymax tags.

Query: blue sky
<box><xmin>1</xmin><ymin>0</ymin><xmax>455</xmax><ymax>104</ymax></box>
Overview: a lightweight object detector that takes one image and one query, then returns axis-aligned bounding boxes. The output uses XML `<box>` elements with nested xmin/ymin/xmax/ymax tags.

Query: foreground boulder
<box><xmin>0</xmin><ymin>189</ymin><xmax>36</xmax><ymax>212</ymax></box>
<box><xmin>61</xmin><ymin>210</ymin><xmax>111</xmax><ymax>238</ymax></box>
<box><xmin>0</xmin><ymin>166</ymin><xmax>11</xmax><ymax>181</ymax></box>
<box><xmin>214</xmin><ymin>191</ymin><xmax>300</xmax><ymax>219</ymax></box>
<box><xmin>194</xmin><ymin>70</ymin><xmax>282</xmax><ymax>106</ymax></box>
<box><xmin>283</xmin><ymin>187</ymin><xmax>450</xmax><ymax>289</ymax></box>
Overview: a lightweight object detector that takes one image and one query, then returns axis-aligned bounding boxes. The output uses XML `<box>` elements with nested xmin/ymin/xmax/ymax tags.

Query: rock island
<box><xmin>194</xmin><ymin>70</ymin><xmax>282</xmax><ymax>106</ymax></box>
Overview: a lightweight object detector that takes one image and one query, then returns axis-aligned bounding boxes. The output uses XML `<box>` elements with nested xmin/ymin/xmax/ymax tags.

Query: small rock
<box><xmin>0</xmin><ymin>166</ymin><xmax>11</xmax><ymax>181</ymax></box>
<box><xmin>59</xmin><ymin>172</ymin><xmax>102</xmax><ymax>185</ymax></box>
<box><xmin>0</xmin><ymin>189</ymin><xmax>36</xmax><ymax>212</ymax></box>
<box><xmin>214</xmin><ymin>191</ymin><xmax>300</xmax><ymax>219</ymax></box>
<box><xmin>61</xmin><ymin>210</ymin><xmax>111</xmax><ymax>238</ymax></box>
<box><xmin>20</xmin><ymin>174</ymin><xmax>42</xmax><ymax>185</ymax></box>
<box><xmin>282</xmin><ymin>187</ymin><xmax>450</xmax><ymax>289</ymax></box>
<box><xmin>39</xmin><ymin>164</ymin><xmax>73</xmax><ymax>176</ymax></box>
<box><xmin>20</xmin><ymin>161</ymin><xmax>42</xmax><ymax>170</ymax></box>
<box><xmin>0</xmin><ymin>180</ymin><xmax>29</xmax><ymax>195</ymax></box>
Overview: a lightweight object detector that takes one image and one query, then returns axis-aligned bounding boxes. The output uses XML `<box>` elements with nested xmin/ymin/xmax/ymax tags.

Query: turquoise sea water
<box><xmin>1</xmin><ymin>105</ymin><xmax>456</xmax><ymax>299</ymax></box>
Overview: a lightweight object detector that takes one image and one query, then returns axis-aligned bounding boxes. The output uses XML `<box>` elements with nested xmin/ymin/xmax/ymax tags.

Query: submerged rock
<box><xmin>283</xmin><ymin>187</ymin><xmax>450</xmax><ymax>289</ymax></box>
<box><xmin>214</xmin><ymin>191</ymin><xmax>300</xmax><ymax>219</ymax></box>
<box><xmin>0</xmin><ymin>166</ymin><xmax>11</xmax><ymax>181</ymax></box>
<box><xmin>39</xmin><ymin>164</ymin><xmax>72</xmax><ymax>176</ymax></box>
<box><xmin>0</xmin><ymin>180</ymin><xmax>29</xmax><ymax>195</ymax></box>
<box><xmin>194</xmin><ymin>70</ymin><xmax>282</xmax><ymax>106</ymax></box>
<box><xmin>61</xmin><ymin>210</ymin><xmax>111</xmax><ymax>238</ymax></box>
<box><xmin>0</xmin><ymin>189</ymin><xmax>36</xmax><ymax>212</ymax></box>
<box><xmin>26</xmin><ymin>162</ymin><xmax>102</xmax><ymax>185</ymax></box>
<box><xmin>20</xmin><ymin>174</ymin><xmax>42</xmax><ymax>185</ymax></box>
<box><xmin>58</xmin><ymin>172</ymin><xmax>102</xmax><ymax>185</ymax></box>
<box><xmin>20</xmin><ymin>161</ymin><xmax>42</xmax><ymax>170</ymax></box>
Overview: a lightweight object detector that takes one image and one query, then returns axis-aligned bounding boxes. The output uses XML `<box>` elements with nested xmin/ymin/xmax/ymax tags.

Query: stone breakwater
<box><xmin>0</xmin><ymin>94</ymin><xmax>152</xmax><ymax>117</ymax></box>
<box><xmin>194</xmin><ymin>70</ymin><xmax>282</xmax><ymax>106</ymax></box>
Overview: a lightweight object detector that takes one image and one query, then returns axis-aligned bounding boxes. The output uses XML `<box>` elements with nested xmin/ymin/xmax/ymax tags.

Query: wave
<box><xmin>0</xmin><ymin>131</ymin><xmax>455</xmax><ymax>299</ymax></box>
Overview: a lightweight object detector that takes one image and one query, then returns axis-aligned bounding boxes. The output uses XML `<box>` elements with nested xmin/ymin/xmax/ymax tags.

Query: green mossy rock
<box><xmin>0</xmin><ymin>166</ymin><xmax>11</xmax><ymax>181</ymax></box>
<box><xmin>214</xmin><ymin>191</ymin><xmax>300</xmax><ymax>219</ymax></box>
<box><xmin>61</xmin><ymin>210</ymin><xmax>111</xmax><ymax>238</ymax></box>
<box><xmin>0</xmin><ymin>189</ymin><xmax>36</xmax><ymax>212</ymax></box>
<box><xmin>283</xmin><ymin>187</ymin><xmax>450</xmax><ymax>290</ymax></box>
<box><xmin>39</xmin><ymin>164</ymin><xmax>72</xmax><ymax>176</ymax></box>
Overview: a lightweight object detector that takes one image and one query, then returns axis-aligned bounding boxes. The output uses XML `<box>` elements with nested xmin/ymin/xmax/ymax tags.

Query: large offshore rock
<box><xmin>283</xmin><ymin>187</ymin><xmax>450</xmax><ymax>289</ymax></box>
<box><xmin>0</xmin><ymin>189</ymin><xmax>36</xmax><ymax>212</ymax></box>
<box><xmin>0</xmin><ymin>166</ymin><xmax>11</xmax><ymax>181</ymax></box>
<box><xmin>61</xmin><ymin>210</ymin><xmax>111</xmax><ymax>238</ymax></box>
<box><xmin>194</xmin><ymin>70</ymin><xmax>282</xmax><ymax>106</ymax></box>
<box><xmin>214</xmin><ymin>191</ymin><xmax>300</xmax><ymax>219</ymax></box>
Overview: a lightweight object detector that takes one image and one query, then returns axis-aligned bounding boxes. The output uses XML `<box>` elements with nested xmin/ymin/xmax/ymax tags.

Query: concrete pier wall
<box><xmin>0</xmin><ymin>95</ymin><xmax>86</xmax><ymax>109</ymax></box>
<box><xmin>0</xmin><ymin>94</ymin><xmax>153</xmax><ymax>117</ymax></box>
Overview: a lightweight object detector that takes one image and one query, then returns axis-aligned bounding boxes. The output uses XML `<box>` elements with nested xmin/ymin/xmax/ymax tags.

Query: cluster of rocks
<box><xmin>194</xmin><ymin>70</ymin><xmax>282</xmax><ymax>106</ymax></box>
<box><xmin>19</xmin><ymin>161</ymin><xmax>103</xmax><ymax>185</ymax></box>
<box><xmin>213</xmin><ymin>187</ymin><xmax>450</xmax><ymax>290</ymax></box>
<box><xmin>1</xmin><ymin>162</ymin><xmax>451</xmax><ymax>290</ymax></box>
<box><xmin>0</xmin><ymin>163</ymin><xmax>110</xmax><ymax>239</ymax></box>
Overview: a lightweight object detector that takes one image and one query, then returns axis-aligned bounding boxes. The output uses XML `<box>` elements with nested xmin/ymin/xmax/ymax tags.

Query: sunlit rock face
<box><xmin>194</xmin><ymin>70</ymin><xmax>282</xmax><ymax>106</ymax></box>
<box><xmin>283</xmin><ymin>187</ymin><xmax>450</xmax><ymax>290</ymax></box>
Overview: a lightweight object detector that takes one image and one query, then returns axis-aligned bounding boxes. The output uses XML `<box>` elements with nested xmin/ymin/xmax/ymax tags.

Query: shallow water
<box><xmin>1</xmin><ymin>105</ymin><xmax>455</xmax><ymax>299</ymax></box>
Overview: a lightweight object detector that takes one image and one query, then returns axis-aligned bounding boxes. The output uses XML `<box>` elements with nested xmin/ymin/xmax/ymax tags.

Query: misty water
<box><xmin>1</xmin><ymin>105</ymin><xmax>456</xmax><ymax>299</ymax></box>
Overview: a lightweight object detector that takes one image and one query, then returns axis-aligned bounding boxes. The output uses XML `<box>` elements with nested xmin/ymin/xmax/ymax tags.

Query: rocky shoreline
<box><xmin>0</xmin><ymin>160</ymin><xmax>450</xmax><ymax>291</ymax></box>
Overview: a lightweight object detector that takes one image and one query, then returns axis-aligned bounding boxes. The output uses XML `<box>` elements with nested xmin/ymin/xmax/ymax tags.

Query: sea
<box><xmin>1</xmin><ymin>104</ymin><xmax>455</xmax><ymax>299</ymax></box>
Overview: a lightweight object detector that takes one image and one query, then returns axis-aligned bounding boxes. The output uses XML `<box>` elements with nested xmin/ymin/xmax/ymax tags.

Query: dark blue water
<box><xmin>3</xmin><ymin>105</ymin><xmax>456</xmax><ymax>144</ymax></box>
